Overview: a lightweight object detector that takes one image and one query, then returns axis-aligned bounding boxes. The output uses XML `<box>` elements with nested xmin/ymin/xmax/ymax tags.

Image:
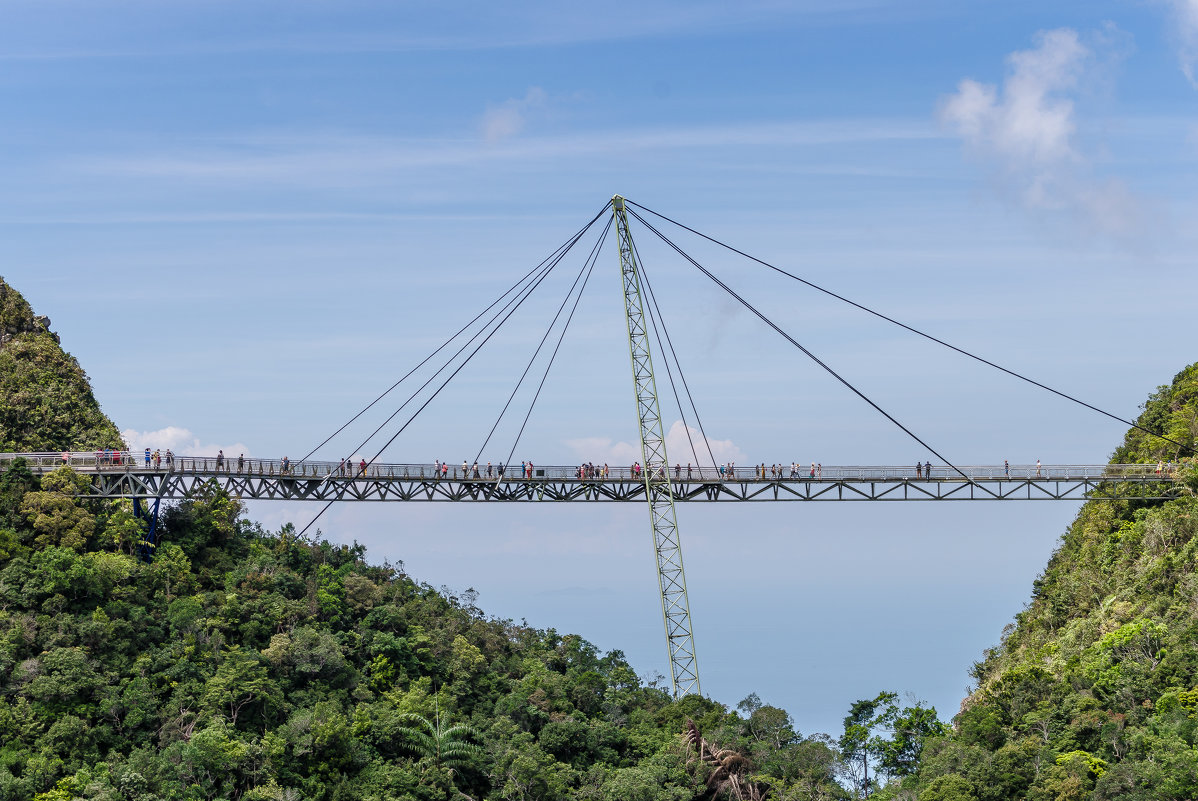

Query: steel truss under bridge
<box><xmin>2</xmin><ymin>456</ymin><xmax>1181</xmax><ymax>504</ymax></box>
<box><xmin>49</xmin><ymin>464</ymin><xmax>1178</xmax><ymax>502</ymax></box>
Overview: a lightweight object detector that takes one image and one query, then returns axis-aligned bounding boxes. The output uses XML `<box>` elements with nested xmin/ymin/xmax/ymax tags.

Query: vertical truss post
<box><xmin>612</xmin><ymin>195</ymin><xmax>700</xmax><ymax>697</ymax></box>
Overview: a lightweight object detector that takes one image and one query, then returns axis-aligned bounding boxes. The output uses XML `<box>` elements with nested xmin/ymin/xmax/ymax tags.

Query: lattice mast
<box><xmin>612</xmin><ymin>195</ymin><xmax>700</xmax><ymax>697</ymax></box>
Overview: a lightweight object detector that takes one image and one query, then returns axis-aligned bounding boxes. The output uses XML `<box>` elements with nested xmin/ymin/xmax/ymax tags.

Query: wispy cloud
<box><xmin>939</xmin><ymin>27</ymin><xmax>1148</xmax><ymax>241</ymax></box>
<box><xmin>1167</xmin><ymin>0</ymin><xmax>1198</xmax><ymax>85</ymax></box>
<box><xmin>942</xmin><ymin>28</ymin><xmax>1086</xmax><ymax>165</ymax></box>
<box><xmin>0</xmin><ymin>1</ymin><xmax>906</xmax><ymax>62</ymax></box>
<box><xmin>565</xmin><ymin>420</ymin><xmax>746</xmax><ymax>467</ymax></box>
<box><xmin>482</xmin><ymin>87</ymin><xmax>548</xmax><ymax>142</ymax></box>
<box><xmin>73</xmin><ymin>118</ymin><xmax>940</xmax><ymax>186</ymax></box>
<box><xmin>120</xmin><ymin>425</ymin><xmax>250</xmax><ymax>459</ymax></box>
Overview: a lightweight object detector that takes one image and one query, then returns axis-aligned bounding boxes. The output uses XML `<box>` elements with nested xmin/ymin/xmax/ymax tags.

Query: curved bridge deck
<box><xmin>2</xmin><ymin>454</ymin><xmax>1182</xmax><ymax>502</ymax></box>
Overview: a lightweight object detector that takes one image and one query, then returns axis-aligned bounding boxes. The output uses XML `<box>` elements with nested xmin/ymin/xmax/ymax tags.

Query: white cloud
<box><xmin>939</xmin><ymin>28</ymin><xmax>1147</xmax><ymax>240</ymax></box>
<box><xmin>1169</xmin><ymin>0</ymin><xmax>1198</xmax><ymax>84</ymax></box>
<box><xmin>120</xmin><ymin>425</ymin><xmax>251</xmax><ymax>459</ymax></box>
<box><xmin>565</xmin><ymin>420</ymin><xmax>746</xmax><ymax>467</ymax></box>
<box><xmin>941</xmin><ymin>29</ymin><xmax>1086</xmax><ymax>166</ymax></box>
<box><xmin>481</xmin><ymin>87</ymin><xmax>548</xmax><ymax>142</ymax></box>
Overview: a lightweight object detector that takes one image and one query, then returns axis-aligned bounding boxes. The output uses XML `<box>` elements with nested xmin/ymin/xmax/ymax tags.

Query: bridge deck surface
<box><xmin>1</xmin><ymin>453</ymin><xmax>1181</xmax><ymax>502</ymax></box>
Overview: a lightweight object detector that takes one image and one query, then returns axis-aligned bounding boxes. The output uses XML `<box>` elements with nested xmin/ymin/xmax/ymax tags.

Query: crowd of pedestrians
<box><xmin>91</xmin><ymin>448</ymin><xmax>175</xmax><ymax>469</ymax></box>
<box><xmin>71</xmin><ymin>451</ymin><xmax>1109</xmax><ymax>484</ymax></box>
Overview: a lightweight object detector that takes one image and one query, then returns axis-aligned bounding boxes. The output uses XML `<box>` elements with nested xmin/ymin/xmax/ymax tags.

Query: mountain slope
<box><xmin>909</xmin><ymin>364</ymin><xmax>1198</xmax><ymax>801</ymax></box>
<box><xmin>0</xmin><ymin>278</ymin><xmax>123</xmax><ymax>452</ymax></box>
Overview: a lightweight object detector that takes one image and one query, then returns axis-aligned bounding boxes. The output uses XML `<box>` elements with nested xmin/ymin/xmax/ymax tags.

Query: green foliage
<box><xmin>919</xmin><ymin>774</ymin><xmax>977</xmax><ymax>801</ymax></box>
<box><xmin>909</xmin><ymin>362</ymin><xmax>1198</xmax><ymax>800</ymax></box>
<box><xmin>1112</xmin><ymin>363</ymin><xmax>1198</xmax><ymax>462</ymax></box>
<box><xmin>0</xmin><ymin>462</ymin><xmax>852</xmax><ymax>801</ymax></box>
<box><xmin>0</xmin><ymin>279</ymin><xmax>123</xmax><ymax>452</ymax></box>
<box><xmin>393</xmin><ymin>709</ymin><xmax>484</xmax><ymax>777</ymax></box>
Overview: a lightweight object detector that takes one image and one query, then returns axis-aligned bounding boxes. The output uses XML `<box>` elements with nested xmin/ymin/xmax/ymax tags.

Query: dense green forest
<box><xmin>878</xmin><ymin>365</ymin><xmax>1198</xmax><ymax>801</ymax></box>
<box><xmin>2</xmin><ymin>274</ymin><xmax>1197</xmax><ymax>800</ymax></box>
<box><xmin>0</xmin><ymin>279</ymin><xmax>123</xmax><ymax>454</ymax></box>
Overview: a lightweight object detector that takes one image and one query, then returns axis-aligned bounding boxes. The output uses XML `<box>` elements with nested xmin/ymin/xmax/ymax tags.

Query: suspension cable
<box><xmin>474</xmin><ymin>217</ymin><xmax>613</xmax><ymax>465</ymax></box>
<box><xmin>334</xmin><ymin>239</ymin><xmax>573</xmax><ymax>465</ymax></box>
<box><xmin>296</xmin><ymin>206</ymin><xmax>610</xmax><ymax>538</ymax></box>
<box><xmin>626</xmin><ymin>199</ymin><xmax>1188</xmax><ymax>455</ymax></box>
<box><xmin>628</xmin><ymin>207</ymin><xmax>991</xmax><ymax>493</ymax></box>
<box><xmin>500</xmin><ymin>220</ymin><xmax>609</xmax><ymax>473</ymax></box>
<box><xmin>299</xmin><ymin>202</ymin><xmax>612</xmax><ymax>463</ymax></box>
<box><xmin>638</xmin><ymin>261</ymin><xmax>701</xmax><ymax>470</ymax></box>
<box><xmin>631</xmin><ymin>235</ymin><xmax>718</xmax><ymax>470</ymax></box>
<box><xmin>296</xmin><ymin>255</ymin><xmax>568</xmax><ymax>538</ymax></box>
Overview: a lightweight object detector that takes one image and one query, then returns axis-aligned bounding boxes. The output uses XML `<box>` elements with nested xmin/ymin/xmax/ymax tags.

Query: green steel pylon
<box><xmin>612</xmin><ymin>195</ymin><xmax>700</xmax><ymax>697</ymax></box>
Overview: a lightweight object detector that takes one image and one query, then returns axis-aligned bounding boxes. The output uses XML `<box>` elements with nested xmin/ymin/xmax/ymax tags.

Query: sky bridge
<box><xmin>3</xmin><ymin>453</ymin><xmax>1182</xmax><ymax>503</ymax></box>
<box><xmin>5</xmin><ymin>197</ymin><xmax>1192</xmax><ymax>700</ymax></box>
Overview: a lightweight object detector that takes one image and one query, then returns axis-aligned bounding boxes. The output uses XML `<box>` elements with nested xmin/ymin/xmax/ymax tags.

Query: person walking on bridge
<box><xmin>360</xmin><ymin>458</ymin><xmax>367</xmax><ymax>477</ymax></box>
<box><xmin>916</xmin><ymin>461</ymin><xmax>922</xmax><ymax>479</ymax></box>
<box><xmin>924</xmin><ymin>461</ymin><xmax>931</xmax><ymax>479</ymax></box>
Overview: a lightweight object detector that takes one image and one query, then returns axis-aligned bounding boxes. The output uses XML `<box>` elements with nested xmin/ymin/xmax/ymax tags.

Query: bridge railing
<box><xmin>0</xmin><ymin>453</ymin><xmax>1179</xmax><ymax>483</ymax></box>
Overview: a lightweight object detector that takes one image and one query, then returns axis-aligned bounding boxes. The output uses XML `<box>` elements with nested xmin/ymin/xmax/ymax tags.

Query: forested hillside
<box><xmin>0</xmin><ymin>470</ymin><xmax>868</xmax><ymax>801</ymax></box>
<box><xmin>0</xmin><ymin>278</ymin><xmax>123</xmax><ymax>453</ymax></box>
<box><xmin>885</xmin><ymin>365</ymin><xmax>1198</xmax><ymax>801</ymax></box>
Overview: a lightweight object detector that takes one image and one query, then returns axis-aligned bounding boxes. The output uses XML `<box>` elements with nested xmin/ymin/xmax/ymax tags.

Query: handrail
<box><xmin>0</xmin><ymin>452</ymin><xmax>1182</xmax><ymax>483</ymax></box>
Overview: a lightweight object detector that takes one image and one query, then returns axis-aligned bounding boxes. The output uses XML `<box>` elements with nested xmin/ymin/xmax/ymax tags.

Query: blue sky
<box><xmin>4</xmin><ymin>0</ymin><xmax>1198</xmax><ymax>736</ymax></box>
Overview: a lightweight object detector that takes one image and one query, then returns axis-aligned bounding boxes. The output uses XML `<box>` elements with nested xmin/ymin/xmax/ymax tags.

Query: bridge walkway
<box><xmin>1</xmin><ymin>453</ymin><xmax>1182</xmax><ymax>502</ymax></box>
